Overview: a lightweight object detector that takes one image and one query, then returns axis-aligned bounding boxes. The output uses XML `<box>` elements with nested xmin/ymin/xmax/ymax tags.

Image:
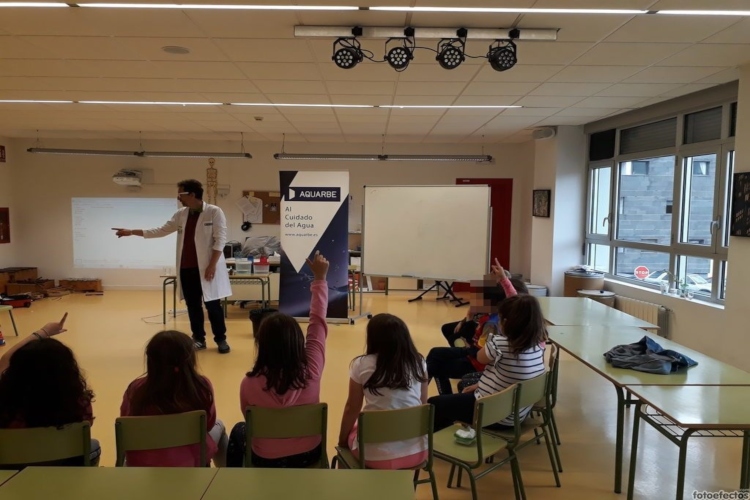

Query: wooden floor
<box><xmin>1</xmin><ymin>290</ymin><xmax>743</xmax><ymax>499</ymax></box>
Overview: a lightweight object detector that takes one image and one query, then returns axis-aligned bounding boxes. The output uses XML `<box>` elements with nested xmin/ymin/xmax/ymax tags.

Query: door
<box><xmin>455</xmin><ymin>178</ymin><xmax>513</xmax><ymax>289</ymax></box>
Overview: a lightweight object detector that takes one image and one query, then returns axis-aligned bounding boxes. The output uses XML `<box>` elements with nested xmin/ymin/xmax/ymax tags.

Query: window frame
<box><xmin>585</xmin><ymin>100</ymin><xmax>736</xmax><ymax>304</ymax></box>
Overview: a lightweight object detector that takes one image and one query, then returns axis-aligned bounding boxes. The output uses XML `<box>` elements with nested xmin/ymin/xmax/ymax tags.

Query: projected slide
<box><xmin>72</xmin><ymin>198</ymin><xmax>178</xmax><ymax>269</ymax></box>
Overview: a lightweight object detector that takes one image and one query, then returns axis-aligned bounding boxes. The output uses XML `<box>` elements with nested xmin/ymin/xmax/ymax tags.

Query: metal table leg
<box><xmin>614</xmin><ymin>385</ymin><xmax>626</xmax><ymax>494</ymax></box>
<box><xmin>626</xmin><ymin>400</ymin><xmax>642</xmax><ymax>500</ymax></box>
<box><xmin>741</xmin><ymin>430</ymin><xmax>750</xmax><ymax>489</ymax></box>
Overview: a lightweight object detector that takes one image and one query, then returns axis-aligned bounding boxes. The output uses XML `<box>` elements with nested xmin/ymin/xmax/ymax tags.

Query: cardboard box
<box><xmin>46</xmin><ymin>287</ymin><xmax>72</xmax><ymax>297</ymax></box>
<box><xmin>0</xmin><ymin>267</ymin><xmax>39</xmax><ymax>283</ymax></box>
<box><xmin>6</xmin><ymin>279</ymin><xmax>55</xmax><ymax>295</ymax></box>
<box><xmin>59</xmin><ymin>279</ymin><xmax>103</xmax><ymax>293</ymax></box>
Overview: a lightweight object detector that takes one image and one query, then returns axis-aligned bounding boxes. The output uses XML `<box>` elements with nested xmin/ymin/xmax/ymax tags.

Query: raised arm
<box><xmin>113</xmin><ymin>211</ymin><xmax>180</xmax><ymax>239</ymax></box>
<box><xmin>304</xmin><ymin>251</ymin><xmax>330</xmax><ymax>381</ymax></box>
<box><xmin>0</xmin><ymin>313</ymin><xmax>68</xmax><ymax>375</ymax></box>
<box><xmin>491</xmin><ymin>258</ymin><xmax>517</xmax><ymax>298</ymax></box>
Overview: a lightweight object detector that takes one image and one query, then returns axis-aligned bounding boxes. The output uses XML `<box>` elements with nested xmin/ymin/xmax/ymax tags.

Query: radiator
<box><xmin>614</xmin><ymin>295</ymin><xmax>670</xmax><ymax>338</ymax></box>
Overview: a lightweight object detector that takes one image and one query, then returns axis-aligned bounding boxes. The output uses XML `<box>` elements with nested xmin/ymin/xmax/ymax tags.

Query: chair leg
<box><xmin>447</xmin><ymin>464</ymin><xmax>457</xmax><ymax>488</ymax></box>
<box><xmin>413</xmin><ymin>469</ymin><xmax>420</xmax><ymax>490</ymax></box>
<box><xmin>462</xmin><ymin>464</ymin><xmax>479</xmax><ymax>500</ymax></box>
<box><xmin>428</xmin><ymin>468</ymin><xmax>440</xmax><ymax>500</ymax></box>
<box><xmin>549</xmin><ymin>409</ymin><xmax>562</xmax><ymax>446</ymax></box>
<box><xmin>533</xmin><ymin>427</ymin><xmax>541</xmax><ymax>445</ymax></box>
<box><xmin>8</xmin><ymin>309</ymin><xmax>18</xmax><ymax>336</ymax></box>
<box><xmin>331</xmin><ymin>456</ymin><xmax>339</xmax><ymax>469</ymax></box>
<box><xmin>457</xmin><ymin>466</ymin><xmax>463</xmax><ymax>488</ymax></box>
<box><xmin>511</xmin><ymin>453</ymin><xmax>526</xmax><ymax>500</ymax></box>
<box><xmin>626</xmin><ymin>403</ymin><xmax>642</xmax><ymax>500</ymax></box>
<box><xmin>549</xmin><ymin>423</ymin><xmax>563</xmax><ymax>473</ymax></box>
<box><xmin>542</xmin><ymin>427</ymin><xmax>561</xmax><ymax>487</ymax></box>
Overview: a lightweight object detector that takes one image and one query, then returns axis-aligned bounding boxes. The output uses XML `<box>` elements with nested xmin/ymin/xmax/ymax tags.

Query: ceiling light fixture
<box><xmin>295</xmin><ymin>26</ymin><xmax>558</xmax><ymax>41</ymax></box>
<box><xmin>27</xmin><ymin>148</ymin><xmax>138</xmax><ymax>156</ymax></box>
<box><xmin>436</xmin><ymin>30</ymin><xmax>467</xmax><ymax>70</ymax></box>
<box><xmin>487</xmin><ymin>38</ymin><xmax>518</xmax><ymax>72</ymax></box>
<box><xmin>369</xmin><ymin>6</ymin><xmax>648</xmax><ymax>14</ymax></box>
<box><xmin>0</xmin><ymin>2</ymin><xmax>69</xmax><ymax>7</ymax></box>
<box><xmin>161</xmin><ymin>45</ymin><xmax>191</xmax><ymax>55</ymax></box>
<box><xmin>381</xmin><ymin>105</ymin><xmax>520</xmax><ymax>109</ymax></box>
<box><xmin>384</xmin><ymin>28</ymin><xmax>415</xmax><ymax>72</ymax></box>
<box><xmin>0</xmin><ymin>99</ymin><xmax>74</xmax><ymax>104</ymax></box>
<box><xmin>332</xmin><ymin>36</ymin><xmax>365</xmax><ymax>69</ymax></box>
<box><xmin>138</xmin><ymin>151</ymin><xmax>252</xmax><ymax>158</ymax></box>
<box><xmin>78</xmin><ymin>100</ymin><xmax>221</xmax><ymax>106</ymax></box>
<box><xmin>656</xmin><ymin>10</ymin><xmax>750</xmax><ymax>16</ymax></box>
<box><xmin>3</xmin><ymin>100</ymin><xmax>521</xmax><ymax>109</ymax></box>
<box><xmin>273</xmin><ymin>153</ymin><xmax>493</xmax><ymax>162</ymax></box>
<box><xmin>77</xmin><ymin>3</ymin><xmax>359</xmax><ymax>10</ymax></box>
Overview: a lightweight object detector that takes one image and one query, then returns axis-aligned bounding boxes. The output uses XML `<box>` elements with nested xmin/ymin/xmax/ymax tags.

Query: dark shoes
<box><xmin>194</xmin><ymin>340</ymin><xmax>207</xmax><ymax>350</ymax></box>
<box><xmin>217</xmin><ymin>341</ymin><xmax>231</xmax><ymax>354</ymax></box>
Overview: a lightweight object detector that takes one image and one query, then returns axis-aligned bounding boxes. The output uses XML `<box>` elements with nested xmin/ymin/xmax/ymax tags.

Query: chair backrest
<box><xmin>474</xmin><ymin>384</ymin><xmax>518</xmax><ymax>462</ymax></box>
<box><xmin>245</xmin><ymin>403</ymin><xmax>328</xmax><ymax>467</ymax></box>
<box><xmin>516</xmin><ymin>372</ymin><xmax>548</xmax><ymax>409</ymax></box>
<box><xmin>115</xmin><ymin>410</ymin><xmax>207</xmax><ymax>467</ymax></box>
<box><xmin>0</xmin><ymin>422</ymin><xmax>92</xmax><ymax>466</ymax></box>
<box><xmin>356</xmin><ymin>404</ymin><xmax>434</xmax><ymax>468</ymax></box>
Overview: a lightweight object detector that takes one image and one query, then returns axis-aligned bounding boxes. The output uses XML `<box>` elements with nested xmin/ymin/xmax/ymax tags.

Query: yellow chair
<box><xmin>244</xmin><ymin>403</ymin><xmax>329</xmax><ymax>468</ymax></box>
<box><xmin>115</xmin><ymin>410</ymin><xmax>207</xmax><ymax>467</ymax></box>
<box><xmin>0</xmin><ymin>422</ymin><xmax>92</xmax><ymax>467</ymax></box>
<box><xmin>531</xmin><ymin>343</ymin><xmax>563</xmax><ymax>470</ymax></box>
<box><xmin>331</xmin><ymin>405</ymin><xmax>438</xmax><ymax>500</ymax></box>
<box><xmin>433</xmin><ymin>385</ymin><xmax>522</xmax><ymax>500</ymax></box>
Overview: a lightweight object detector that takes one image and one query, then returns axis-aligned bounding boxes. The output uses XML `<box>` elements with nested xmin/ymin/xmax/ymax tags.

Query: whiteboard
<box><xmin>363</xmin><ymin>185</ymin><xmax>491</xmax><ymax>281</ymax></box>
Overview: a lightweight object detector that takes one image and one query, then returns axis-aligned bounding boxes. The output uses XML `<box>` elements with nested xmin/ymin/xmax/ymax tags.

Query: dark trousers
<box><xmin>180</xmin><ymin>267</ymin><xmax>226</xmax><ymax>344</ymax></box>
<box><xmin>441</xmin><ymin>320</ymin><xmax>477</xmax><ymax>347</ymax></box>
<box><xmin>226</xmin><ymin>422</ymin><xmax>322</xmax><ymax>468</ymax></box>
<box><xmin>426</xmin><ymin>347</ymin><xmax>477</xmax><ymax>395</ymax></box>
<box><xmin>429</xmin><ymin>392</ymin><xmax>477</xmax><ymax>431</ymax></box>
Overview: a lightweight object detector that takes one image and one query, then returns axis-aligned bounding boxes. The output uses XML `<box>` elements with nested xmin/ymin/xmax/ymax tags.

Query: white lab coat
<box><xmin>143</xmin><ymin>201</ymin><xmax>231</xmax><ymax>302</ymax></box>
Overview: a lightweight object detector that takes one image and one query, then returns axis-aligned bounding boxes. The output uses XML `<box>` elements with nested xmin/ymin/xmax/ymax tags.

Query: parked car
<box><xmin>642</xmin><ymin>270</ymin><xmax>711</xmax><ymax>293</ymax></box>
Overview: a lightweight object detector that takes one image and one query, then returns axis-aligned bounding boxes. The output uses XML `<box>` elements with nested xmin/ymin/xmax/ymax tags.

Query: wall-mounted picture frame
<box><xmin>533</xmin><ymin>189</ymin><xmax>551</xmax><ymax>218</ymax></box>
<box><xmin>730</xmin><ymin>172</ymin><xmax>750</xmax><ymax>237</ymax></box>
<box><xmin>0</xmin><ymin>208</ymin><xmax>9</xmax><ymax>243</ymax></box>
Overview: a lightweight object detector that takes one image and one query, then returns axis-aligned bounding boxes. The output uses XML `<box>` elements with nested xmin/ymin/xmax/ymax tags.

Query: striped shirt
<box><xmin>474</xmin><ymin>335</ymin><xmax>546</xmax><ymax>426</ymax></box>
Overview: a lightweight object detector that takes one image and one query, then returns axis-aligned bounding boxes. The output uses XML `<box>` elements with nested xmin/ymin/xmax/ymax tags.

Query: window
<box><xmin>586</xmin><ymin>103</ymin><xmax>734</xmax><ymax>303</ymax></box>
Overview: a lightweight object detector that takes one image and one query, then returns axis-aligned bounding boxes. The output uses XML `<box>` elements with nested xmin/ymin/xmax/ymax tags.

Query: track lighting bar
<box><xmin>295</xmin><ymin>26</ymin><xmax>557</xmax><ymax>41</ymax></box>
<box><xmin>273</xmin><ymin>153</ymin><xmax>493</xmax><ymax>163</ymax></box>
<box><xmin>27</xmin><ymin>148</ymin><xmax>252</xmax><ymax>158</ymax></box>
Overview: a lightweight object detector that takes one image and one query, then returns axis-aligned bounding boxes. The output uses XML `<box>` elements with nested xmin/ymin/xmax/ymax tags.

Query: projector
<box><xmin>113</xmin><ymin>169</ymin><xmax>142</xmax><ymax>187</ymax></box>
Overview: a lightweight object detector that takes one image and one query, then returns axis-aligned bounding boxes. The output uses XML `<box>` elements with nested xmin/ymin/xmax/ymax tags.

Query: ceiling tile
<box><xmin>703</xmin><ymin>18</ymin><xmax>750</xmax><ymax>44</ymax></box>
<box><xmin>0</xmin><ymin>35</ymin><xmax>63</xmax><ymax>59</ymax></box>
<box><xmin>396</xmin><ymin>81</ymin><xmax>467</xmax><ymax>96</ymax></box>
<box><xmin>500</xmin><ymin>107</ymin><xmax>562</xmax><ymax>117</ymax></box>
<box><xmin>594</xmin><ymin>83</ymin><xmax>682</xmax><ymax>97</ymax></box>
<box><xmin>318</xmin><ymin>63</ymin><xmax>400</xmax><ymax>82</ymax></box>
<box><xmin>529</xmin><ymin>82</ymin><xmax>612</xmax><ymax>96</ymax></box>
<box><xmin>548</xmin><ymin>65</ymin><xmax>642</xmax><ymax>83</ymax></box>
<box><xmin>573</xmin><ymin>43</ymin><xmax>689</xmax><ymax>66</ymax></box>
<box><xmin>515</xmin><ymin>41</ymin><xmax>594</xmax><ymax>66</ymax></box>
<box><xmin>659</xmin><ymin>83</ymin><xmax>718</xmax><ymax>98</ymax></box>
<box><xmin>326</xmin><ymin>81</ymin><xmax>396</xmax><ymax>95</ymax></box>
<box><xmin>573</xmin><ymin>96</ymin><xmax>646</xmax><ymax>108</ymax></box>
<box><xmin>237</xmin><ymin>63</ymin><xmax>321</xmax><ymax>81</ymax></box>
<box><xmin>514</xmin><ymin>95</ymin><xmax>586</xmax><ymax>107</ymax></box>
<box><xmin>554</xmin><ymin>107</ymin><xmax>625</xmax><ymax>117</ymax></box>
<box><xmin>462</xmin><ymin>82</ymin><xmax>538</xmax><ymax>96</ymax></box>
<box><xmin>117</xmin><ymin>38</ymin><xmax>230</xmax><ymax>62</ymax></box>
<box><xmin>534</xmin><ymin>116</ymin><xmax>595</xmax><ymax>126</ymax></box>
<box><xmin>254</xmin><ymin>80</ymin><xmax>328</xmax><ymax>95</ymax></box>
<box><xmin>213</xmin><ymin>39</ymin><xmax>314</xmax><ymax>63</ymax></box>
<box><xmin>398</xmin><ymin>64</ymin><xmax>480</xmax><ymax>82</ymax></box>
<box><xmin>605</xmin><ymin>15</ymin><xmax>740</xmax><ymax>43</ymax></box>
<box><xmin>329</xmin><ymin>95</ymin><xmax>393</xmax><ymax>106</ymax></box>
<box><xmin>183</xmin><ymin>11</ymin><xmax>300</xmax><ymax>39</ymax></box>
<box><xmin>657</xmin><ymin>44</ymin><xmax>750</xmax><ymax>67</ymax></box>
<box><xmin>696</xmin><ymin>68</ymin><xmax>741</xmax><ymax>84</ymax></box>
<box><xmin>474</xmin><ymin>64</ymin><xmax>564</xmax><ymax>82</ymax></box>
<box><xmin>624</xmin><ymin>66</ymin><xmax>729</xmax><ymax>83</ymax></box>
<box><xmin>199</xmin><ymin>93</ymin><xmax>268</xmax><ymax>103</ymax></box>
<box><xmin>0</xmin><ymin>59</ymin><xmax>83</xmax><ymax>78</ymax></box>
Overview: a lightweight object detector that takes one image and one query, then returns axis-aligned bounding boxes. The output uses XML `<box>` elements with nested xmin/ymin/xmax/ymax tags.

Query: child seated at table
<box><xmin>120</xmin><ymin>330</ymin><xmax>228</xmax><ymax>467</ymax></box>
<box><xmin>232</xmin><ymin>251</ymin><xmax>329</xmax><ymax>468</ymax></box>
<box><xmin>337</xmin><ymin>313</ymin><xmax>428</xmax><ymax>469</ymax></box>
<box><xmin>0</xmin><ymin>313</ymin><xmax>101</xmax><ymax>466</ymax></box>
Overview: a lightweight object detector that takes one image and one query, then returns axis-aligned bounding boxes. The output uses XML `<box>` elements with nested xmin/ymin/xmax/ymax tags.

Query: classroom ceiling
<box><xmin>0</xmin><ymin>0</ymin><xmax>748</xmax><ymax>144</ymax></box>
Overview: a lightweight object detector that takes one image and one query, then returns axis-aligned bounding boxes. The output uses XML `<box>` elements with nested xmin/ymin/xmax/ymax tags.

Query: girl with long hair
<box><xmin>0</xmin><ymin>313</ymin><xmax>101</xmax><ymax>466</ymax></box>
<box><xmin>120</xmin><ymin>329</ymin><xmax>227</xmax><ymax>466</ymax></box>
<box><xmin>237</xmin><ymin>251</ymin><xmax>329</xmax><ymax>468</ymax></box>
<box><xmin>337</xmin><ymin>313</ymin><xmax>428</xmax><ymax>469</ymax></box>
<box><xmin>429</xmin><ymin>294</ymin><xmax>547</xmax><ymax>431</ymax></box>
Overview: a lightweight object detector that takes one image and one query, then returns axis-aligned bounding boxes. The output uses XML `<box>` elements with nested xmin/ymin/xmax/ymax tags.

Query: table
<box><xmin>202</xmin><ymin>468</ymin><xmax>415</xmax><ymax>500</ymax></box>
<box><xmin>537</xmin><ymin>297</ymin><xmax>658</xmax><ymax>329</ymax></box>
<box><xmin>0</xmin><ymin>304</ymin><xmax>18</xmax><ymax>336</ymax></box>
<box><xmin>161</xmin><ymin>274</ymin><xmax>272</xmax><ymax>323</ymax></box>
<box><xmin>0</xmin><ymin>467</ymin><xmax>218</xmax><ymax>499</ymax></box>
<box><xmin>548</xmin><ymin>325</ymin><xmax>750</xmax><ymax>494</ymax></box>
<box><xmin>626</xmin><ymin>385</ymin><xmax>750</xmax><ymax>500</ymax></box>
<box><xmin>224</xmin><ymin>274</ymin><xmax>272</xmax><ymax>316</ymax></box>
<box><xmin>0</xmin><ymin>470</ymin><xmax>18</xmax><ymax>486</ymax></box>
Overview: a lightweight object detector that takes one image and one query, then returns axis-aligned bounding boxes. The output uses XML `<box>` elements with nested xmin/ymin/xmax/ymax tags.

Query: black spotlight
<box><xmin>332</xmin><ymin>37</ymin><xmax>364</xmax><ymax>70</ymax></box>
<box><xmin>385</xmin><ymin>35</ymin><xmax>414</xmax><ymax>71</ymax></box>
<box><xmin>487</xmin><ymin>39</ymin><xmax>517</xmax><ymax>72</ymax></box>
<box><xmin>436</xmin><ymin>38</ymin><xmax>466</xmax><ymax>70</ymax></box>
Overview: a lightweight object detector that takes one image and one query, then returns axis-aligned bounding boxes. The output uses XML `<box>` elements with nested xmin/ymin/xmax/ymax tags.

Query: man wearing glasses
<box><xmin>113</xmin><ymin>179</ymin><xmax>232</xmax><ymax>353</ymax></box>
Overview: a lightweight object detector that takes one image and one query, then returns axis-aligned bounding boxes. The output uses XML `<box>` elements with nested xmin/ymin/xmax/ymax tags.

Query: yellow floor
<box><xmin>1</xmin><ymin>290</ymin><xmax>744</xmax><ymax>499</ymax></box>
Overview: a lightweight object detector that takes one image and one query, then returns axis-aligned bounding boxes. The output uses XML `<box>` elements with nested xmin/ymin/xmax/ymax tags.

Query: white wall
<box><xmin>6</xmin><ymin>138</ymin><xmax>534</xmax><ymax>289</ymax></box>
<box><xmin>0</xmin><ymin>136</ymin><xmax>18</xmax><ymax>268</ymax></box>
<box><xmin>530</xmin><ymin>126</ymin><xmax>587</xmax><ymax>296</ymax></box>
